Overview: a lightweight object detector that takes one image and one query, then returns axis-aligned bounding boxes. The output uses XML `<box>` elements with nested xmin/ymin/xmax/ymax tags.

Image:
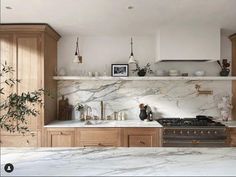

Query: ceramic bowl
<box><xmin>194</xmin><ymin>70</ymin><xmax>205</xmax><ymax>76</ymax></box>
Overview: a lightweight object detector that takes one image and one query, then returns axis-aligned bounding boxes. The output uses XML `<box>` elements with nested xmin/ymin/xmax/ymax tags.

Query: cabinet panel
<box><xmin>229</xmin><ymin>128</ymin><xmax>236</xmax><ymax>146</ymax></box>
<box><xmin>77</xmin><ymin>128</ymin><xmax>121</xmax><ymax>147</ymax></box>
<box><xmin>123</xmin><ymin>128</ymin><xmax>160</xmax><ymax>147</ymax></box>
<box><xmin>16</xmin><ymin>34</ymin><xmax>42</xmax><ymax>132</ymax></box>
<box><xmin>47</xmin><ymin>128</ymin><xmax>75</xmax><ymax>147</ymax></box>
<box><xmin>0</xmin><ymin>134</ymin><xmax>37</xmax><ymax>147</ymax></box>
<box><xmin>128</xmin><ymin>135</ymin><xmax>152</xmax><ymax>147</ymax></box>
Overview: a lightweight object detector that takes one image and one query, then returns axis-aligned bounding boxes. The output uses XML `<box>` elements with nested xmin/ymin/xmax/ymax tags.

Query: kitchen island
<box><xmin>1</xmin><ymin>147</ymin><xmax>236</xmax><ymax>176</ymax></box>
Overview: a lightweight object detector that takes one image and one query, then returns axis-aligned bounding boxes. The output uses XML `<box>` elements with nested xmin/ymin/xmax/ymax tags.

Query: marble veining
<box><xmin>1</xmin><ymin>148</ymin><xmax>236</xmax><ymax>176</ymax></box>
<box><xmin>58</xmin><ymin>80</ymin><xmax>231</xmax><ymax>120</ymax></box>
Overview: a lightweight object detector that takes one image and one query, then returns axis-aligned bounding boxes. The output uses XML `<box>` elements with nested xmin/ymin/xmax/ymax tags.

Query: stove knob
<box><xmin>194</xmin><ymin>131</ymin><xmax>197</xmax><ymax>134</ymax></box>
<box><xmin>173</xmin><ymin>130</ymin><xmax>176</xmax><ymax>134</ymax></box>
<box><xmin>187</xmin><ymin>131</ymin><xmax>190</xmax><ymax>134</ymax></box>
<box><xmin>207</xmin><ymin>131</ymin><xmax>211</xmax><ymax>134</ymax></box>
<box><xmin>200</xmin><ymin>131</ymin><xmax>204</xmax><ymax>134</ymax></box>
<box><xmin>180</xmin><ymin>130</ymin><xmax>183</xmax><ymax>134</ymax></box>
<box><xmin>214</xmin><ymin>131</ymin><xmax>218</xmax><ymax>134</ymax></box>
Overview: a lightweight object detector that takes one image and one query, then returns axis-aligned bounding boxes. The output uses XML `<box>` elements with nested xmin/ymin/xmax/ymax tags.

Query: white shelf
<box><xmin>53</xmin><ymin>76</ymin><xmax>236</xmax><ymax>81</ymax></box>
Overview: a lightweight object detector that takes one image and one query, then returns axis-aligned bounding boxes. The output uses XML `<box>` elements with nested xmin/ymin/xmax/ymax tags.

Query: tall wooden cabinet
<box><xmin>0</xmin><ymin>24</ymin><xmax>60</xmax><ymax>147</ymax></box>
<box><xmin>230</xmin><ymin>34</ymin><xmax>236</xmax><ymax>120</ymax></box>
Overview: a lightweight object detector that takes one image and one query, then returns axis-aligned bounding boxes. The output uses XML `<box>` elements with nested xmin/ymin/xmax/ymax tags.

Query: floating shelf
<box><xmin>53</xmin><ymin>76</ymin><xmax>236</xmax><ymax>81</ymax></box>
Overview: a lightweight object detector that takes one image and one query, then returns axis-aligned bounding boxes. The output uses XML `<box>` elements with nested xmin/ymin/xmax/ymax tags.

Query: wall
<box><xmin>57</xmin><ymin>33</ymin><xmax>232</xmax><ymax>120</ymax></box>
<box><xmin>58</xmin><ymin>35</ymin><xmax>156</xmax><ymax>76</ymax></box>
<box><xmin>58</xmin><ymin>34</ymin><xmax>232</xmax><ymax>76</ymax></box>
<box><xmin>58</xmin><ymin>80</ymin><xmax>232</xmax><ymax>120</ymax></box>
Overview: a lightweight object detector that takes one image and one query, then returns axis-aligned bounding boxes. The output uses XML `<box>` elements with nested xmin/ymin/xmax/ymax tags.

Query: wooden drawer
<box><xmin>77</xmin><ymin>128</ymin><xmax>121</xmax><ymax>147</ymax></box>
<box><xmin>128</xmin><ymin>135</ymin><xmax>152</xmax><ymax>147</ymax></box>
<box><xmin>0</xmin><ymin>135</ymin><xmax>38</xmax><ymax>147</ymax></box>
<box><xmin>123</xmin><ymin>128</ymin><xmax>160</xmax><ymax>147</ymax></box>
<box><xmin>46</xmin><ymin>128</ymin><xmax>75</xmax><ymax>147</ymax></box>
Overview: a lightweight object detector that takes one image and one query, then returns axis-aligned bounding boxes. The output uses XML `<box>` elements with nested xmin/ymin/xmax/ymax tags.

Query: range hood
<box><xmin>155</xmin><ymin>25</ymin><xmax>221</xmax><ymax>62</ymax></box>
<box><xmin>157</xmin><ymin>59</ymin><xmax>214</xmax><ymax>62</ymax></box>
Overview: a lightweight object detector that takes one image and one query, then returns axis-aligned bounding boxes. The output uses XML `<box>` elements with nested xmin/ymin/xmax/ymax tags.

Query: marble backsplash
<box><xmin>57</xmin><ymin>80</ymin><xmax>232</xmax><ymax>120</ymax></box>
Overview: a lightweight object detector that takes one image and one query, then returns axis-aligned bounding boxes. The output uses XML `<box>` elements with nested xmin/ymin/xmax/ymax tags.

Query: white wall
<box><xmin>58</xmin><ymin>35</ymin><xmax>156</xmax><ymax>76</ymax></box>
<box><xmin>58</xmin><ymin>33</ymin><xmax>232</xmax><ymax>76</ymax></box>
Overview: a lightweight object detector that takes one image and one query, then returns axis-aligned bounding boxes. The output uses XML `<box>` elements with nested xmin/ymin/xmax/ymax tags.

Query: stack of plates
<box><xmin>168</xmin><ymin>70</ymin><xmax>180</xmax><ymax>76</ymax></box>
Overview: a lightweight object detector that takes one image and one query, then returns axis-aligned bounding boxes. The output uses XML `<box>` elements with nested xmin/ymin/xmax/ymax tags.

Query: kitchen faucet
<box><xmin>101</xmin><ymin>101</ymin><xmax>104</xmax><ymax>120</ymax></box>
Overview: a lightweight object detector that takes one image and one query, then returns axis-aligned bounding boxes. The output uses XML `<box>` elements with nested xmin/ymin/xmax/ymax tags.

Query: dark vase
<box><xmin>137</xmin><ymin>69</ymin><xmax>146</xmax><ymax>77</ymax></box>
<box><xmin>220</xmin><ymin>69</ymin><xmax>230</xmax><ymax>76</ymax></box>
<box><xmin>139</xmin><ymin>110</ymin><xmax>147</xmax><ymax>121</ymax></box>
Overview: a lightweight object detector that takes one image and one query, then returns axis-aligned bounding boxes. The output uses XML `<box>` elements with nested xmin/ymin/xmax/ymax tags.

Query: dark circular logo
<box><xmin>4</xmin><ymin>163</ymin><xmax>14</xmax><ymax>173</ymax></box>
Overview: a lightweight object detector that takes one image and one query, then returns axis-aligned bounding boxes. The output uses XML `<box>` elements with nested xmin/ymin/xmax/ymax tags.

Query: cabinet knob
<box><xmin>60</xmin><ymin>132</ymin><xmax>63</xmax><ymax>135</ymax></box>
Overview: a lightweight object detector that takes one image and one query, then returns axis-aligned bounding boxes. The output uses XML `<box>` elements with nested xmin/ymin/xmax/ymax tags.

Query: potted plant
<box><xmin>217</xmin><ymin>59</ymin><xmax>230</xmax><ymax>76</ymax></box>
<box><xmin>75</xmin><ymin>103</ymin><xmax>84</xmax><ymax>121</ymax></box>
<box><xmin>0</xmin><ymin>62</ymin><xmax>44</xmax><ymax>134</ymax></box>
<box><xmin>132</xmin><ymin>63</ymin><xmax>153</xmax><ymax>77</ymax></box>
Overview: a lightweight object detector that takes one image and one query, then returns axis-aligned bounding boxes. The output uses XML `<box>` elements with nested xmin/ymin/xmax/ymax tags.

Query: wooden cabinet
<box><xmin>45</xmin><ymin>127</ymin><xmax>161</xmax><ymax>147</ymax></box>
<box><xmin>123</xmin><ymin>128</ymin><xmax>161</xmax><ymax>147</ymax></box>
<box><xmin>0</xmin><ymin>134</ymin><xmax>38</xmax><ymax>147</ymax></box>
<box><xmin>0</xmin><ymin>24</ymin><xmax>60</xmax><ymax>147</ymax></box>
<box><xmin>230</xmin><ymin>34</ymin><xmax>236</xmax><ymax>120</ymax></box>
<box><xmin>228</xmin><ymin>128</ymin><xmax>236</xmax><ymax>146</ymax></box>
<box><xmin>76</xmin><ymin>128</ymin><xmax>121</xmax><ymax>147</ymax></box>
<box><xmin>47</xmin><ymin>128</ymin><xmax>75</xmax><ymax>147</ymax></box>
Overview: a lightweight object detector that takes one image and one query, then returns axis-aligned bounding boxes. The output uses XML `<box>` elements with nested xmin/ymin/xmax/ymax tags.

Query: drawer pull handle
<box><xmin>139</xmin><ymin>141</ymin><xmax>145</xmax><ymax>145</ymax></box>
<box><xmin>98</xmin><ymin>143</ymin><xmax>105</xmax><ymax>147</ymax></box>
<box><xmin>192</xmin><ymin>140</ymin><xmax>200</xmax><ymax>144</ymax></box>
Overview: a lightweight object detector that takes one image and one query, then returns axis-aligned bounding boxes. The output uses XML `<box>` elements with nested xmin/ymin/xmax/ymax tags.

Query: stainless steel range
<box><xmin>157</xmin><ymin>115</ymin><xmax>227</xmax><ymax>147</ymax></box>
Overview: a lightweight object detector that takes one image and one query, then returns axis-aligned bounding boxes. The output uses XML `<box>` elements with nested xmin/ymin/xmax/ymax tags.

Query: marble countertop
<box><xmin>44</xmin><ymin>120</ymin><xmax>162</xmax><ymax>128</ymax></box>
<box><xmin>1</xmin><ymin>147</ymin><xmax>236</xmax><ymax>176</ymax></box>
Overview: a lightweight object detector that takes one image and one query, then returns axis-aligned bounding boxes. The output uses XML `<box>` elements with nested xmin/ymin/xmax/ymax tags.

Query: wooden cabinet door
<box><xmin>0</xmin><ymin>134</ymin><xmax>37</xmax><ymax>147</ymax></box>
<box><xmin>16</xmin><ymin>34</ymin><xmax>42</xmax><ymax>132</ymax></box>
<box><xmin>229</xmin><ymin>128</ymin><xmax>236</xmax><ymax>146</ymax></box>
<box><xmin>47</xmin><ymin>128</ymin><xmax>75</xmax><ymax>147</ymax></box>
<box><xmin>123</xmin><ymin>128</ymin><xmax>160</xmax><ymax>147</ymax></box>
<box><xmin>77</xmin><ymin>128</ymin><xmax>121</xmax><ymax>147</ymax></box>
<box><xmin>0</xmin><ymin>33</ymin><xmax>18</xmax><ymax>135</ymax></box>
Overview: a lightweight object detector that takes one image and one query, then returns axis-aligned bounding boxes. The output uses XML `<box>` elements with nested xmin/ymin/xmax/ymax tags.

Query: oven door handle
<box><xmin>192</xmin><ymin>140</ymin><xmax>200</xmax><ymax>144</ymax></box>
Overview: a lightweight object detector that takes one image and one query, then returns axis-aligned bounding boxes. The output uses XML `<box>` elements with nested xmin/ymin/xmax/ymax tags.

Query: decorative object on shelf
<box><xmin>194</xmin><ymin>70</ymin><xmax>205</xmax><ymax>76</ymax></box>
<box><xmin>181</xmin><ymin>73</ymin><xmax>188</xmax><ymax>76</ymax></box>
<box><xmin>139</xmin><ymin>104</ymin><xmax>153</xmax><ymax>121</ymax></box>
<box><xmin>133</xmin><ymin>63</ymin><xmax>153</xmax><ymax>77</ymax></box>
<box><xmin>75</xmin><ymin>103</ymin><xmax>85</xmax><ymax>121</ymax></box>
<box><xmin>217</xmin><ymin>96</ymin><xmax>233</xmax><ymax>121</ymax></box>
<box><xmin>195</xmin><ymin>84</ymin><xmax>213</xmax><ymax>95</ymax></box>
<box><xmin>58</xmin><ymin>95</ymin><xmax>73</xmax><ymax>120</ymax></box>
<box><xmin>128</xmin><ymin>37</ymin><xmax>137</xmax><ymax>64</ymax></box>
<box><xmin>111</xmin><ymin>64</ymin><xmax>129</xmax><ymax>77</ymax></box>
<box><xmin>168</xmin><ymin>69</ymin><xmax>180</xmax><ymax>76</ymax></box>
<box><xmin>155</xmin><ymin>70</ymin><xmax>166</xmax><ymax>76</ymax></box>
<box><xmin>73</xmin><ymin>37</ymin><xmax>83</xmax><ymax>63</ymax></box>
<box><xmin>56</xmin><ymin>67</ymin><xmax>67</xmax><ymax>76</ymax></box>
<box><xmin>217</xmin><ymin>59</ymin><xmax>230</xmax><ymax>76</ymax></box>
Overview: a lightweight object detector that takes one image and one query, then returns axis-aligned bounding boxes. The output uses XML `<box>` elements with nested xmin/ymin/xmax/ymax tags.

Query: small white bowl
<box><xmin>194</xmin><ymin>70</ymin><xmax>205</xmax><ymax>76</ymax></box>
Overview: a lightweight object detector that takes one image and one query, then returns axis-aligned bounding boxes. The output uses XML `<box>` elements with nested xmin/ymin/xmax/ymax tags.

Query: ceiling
<box><xmin>1</xmin><ymin>0</ymin><xmax>236</xmax><ymax>36</ymax></box>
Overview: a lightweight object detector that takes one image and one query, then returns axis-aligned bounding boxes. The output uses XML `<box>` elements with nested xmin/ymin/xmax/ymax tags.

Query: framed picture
<box><xmin>111</xmin><ymin>64</ymin><xmax>129</xmax><ymax>77</ymax></box>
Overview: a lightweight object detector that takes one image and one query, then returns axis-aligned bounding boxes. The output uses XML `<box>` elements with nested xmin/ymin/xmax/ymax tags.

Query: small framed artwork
<box><xmin>111</xmin><ymin>64</ymin><xmax>129</xmax><ymax>77</ymax></box>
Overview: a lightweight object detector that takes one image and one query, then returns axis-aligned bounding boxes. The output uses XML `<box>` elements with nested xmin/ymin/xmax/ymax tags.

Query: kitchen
<box><xmin>1</xmin><ymin>0</ymin><xmax>236</xmax><ymax>176</ymax></box>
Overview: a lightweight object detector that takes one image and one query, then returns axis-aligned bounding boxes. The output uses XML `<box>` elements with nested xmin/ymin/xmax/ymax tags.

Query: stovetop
<box><xmin>156</xmin><ymin>117</ymin><xmax>225</xmax><ymax>127</ymax></box>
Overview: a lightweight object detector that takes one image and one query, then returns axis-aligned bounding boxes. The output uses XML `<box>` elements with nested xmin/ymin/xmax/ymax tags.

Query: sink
<box><xmin>84</xmin><ymin>120</ymin><xmax>115</xmax><ymax>125</ymax></box>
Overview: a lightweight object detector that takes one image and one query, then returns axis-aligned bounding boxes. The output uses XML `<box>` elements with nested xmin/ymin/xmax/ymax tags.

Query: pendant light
<box><xmin>73</xmin><ymin>37</ymin><xmax>83</xmax><ymax>63</ymax></box>
<box><xmin>128</xmin><ymin>37</ymin><xmax>136</xmax><ymax>64</ymax></box>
